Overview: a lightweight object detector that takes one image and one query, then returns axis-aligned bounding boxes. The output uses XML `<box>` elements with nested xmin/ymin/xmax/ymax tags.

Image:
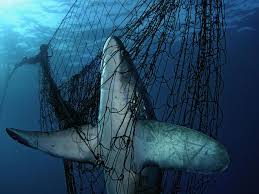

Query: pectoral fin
<box><xmin>6</xmin><ymin>125</ymin><xmax>98</xmax><ymax>163</ymax></box>
<box><xmin>134</xmin><ymin>120</ymin><xmax>230</xmax><ymax>174</ymax></box>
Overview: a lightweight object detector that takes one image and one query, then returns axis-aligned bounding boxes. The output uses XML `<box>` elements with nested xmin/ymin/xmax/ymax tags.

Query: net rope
<box><xmin>37</xmin><ymin>0</ymin><xmax>226</xmax><ymax>193</ymax></box>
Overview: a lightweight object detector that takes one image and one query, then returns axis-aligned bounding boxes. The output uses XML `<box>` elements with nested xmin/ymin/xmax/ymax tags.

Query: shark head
<box><xmin>6</xmin><ymin>36</ymin><xmax>229</xmax><ymax>194</ymax></box>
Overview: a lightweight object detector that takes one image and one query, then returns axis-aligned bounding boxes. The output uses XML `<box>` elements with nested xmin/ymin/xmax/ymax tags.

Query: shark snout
<box><xmin>101</xmin><ymin>36</ymin><xmax>125</xmax><ymax>71</ymax></box>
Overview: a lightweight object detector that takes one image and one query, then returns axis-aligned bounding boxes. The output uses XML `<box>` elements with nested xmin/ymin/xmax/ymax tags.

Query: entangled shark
<box><xmin>6</xmin><ymin>36</ymin><xmax>229</xmax><ymax>194</ymax></box>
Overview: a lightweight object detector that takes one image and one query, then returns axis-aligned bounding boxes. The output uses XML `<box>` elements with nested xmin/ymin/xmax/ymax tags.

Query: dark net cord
<box><xmin>41</xmin><ymin>0</ymin><xmax>226</xmax><ymax>193</ymax></box>
<box><xmin>0</xmin><ymin>0</ymin><xmax>226</xmax><ymax>193</ymax></box>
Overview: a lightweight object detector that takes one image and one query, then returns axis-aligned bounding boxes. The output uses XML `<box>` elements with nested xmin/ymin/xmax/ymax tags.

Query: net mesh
<box><xmin>39</xmin><ymin>0</ymin><xmax>225</xmax><ymax>193</ymax></box>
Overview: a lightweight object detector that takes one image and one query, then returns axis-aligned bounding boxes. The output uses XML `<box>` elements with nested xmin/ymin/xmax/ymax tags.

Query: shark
<box><xmin>6</xmin><ymin>36</ymin><xmax>230</xmax><ymax>194</ymax></box>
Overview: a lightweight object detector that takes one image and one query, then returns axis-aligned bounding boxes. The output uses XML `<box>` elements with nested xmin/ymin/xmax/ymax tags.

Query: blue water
<box><xmin>0</xmin><ymin>0</ymin><xmax>258</xmax><ymax>194</ymax></box>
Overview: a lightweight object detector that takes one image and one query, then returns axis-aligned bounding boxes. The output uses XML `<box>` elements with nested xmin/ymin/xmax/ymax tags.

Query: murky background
<box><xmin>0</xmin><ymin>0</ymin><xmax>258</xmax><ymax>193</ymax></box>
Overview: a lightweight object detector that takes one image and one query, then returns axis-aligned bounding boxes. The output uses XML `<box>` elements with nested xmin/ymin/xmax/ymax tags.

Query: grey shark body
<box><xmin>6</xmin><ymin>37</ymin><xmax>229</xmax><ymax>194</ymax></box>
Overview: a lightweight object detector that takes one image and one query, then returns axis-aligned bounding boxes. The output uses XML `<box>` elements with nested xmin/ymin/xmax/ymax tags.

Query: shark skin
<box><xmin>6</xmin><ymin>36</ymin><xmax>229</xmax><ymax>194</ymax></box>
<box><xmin>6</xmin><ymin>125</ymin><xmax>98</xmax><ymax>163</ymax></box>
<box><xmin>98</xmin><ymin>36</ymin><xmax>162</xmax><ymax>194</ymax></box>
<box><xmin>134</xmin><ymin>120</ymin><xmax>229</xmax><ymax>173</ymax></box>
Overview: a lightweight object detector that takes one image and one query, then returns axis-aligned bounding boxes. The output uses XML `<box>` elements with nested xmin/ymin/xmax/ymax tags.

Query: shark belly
<box><xmin>5</xmin><ymin>36</ymin><xmax>229</xmax><ymax>194</ymax></box>
<box><xmin>99</xmin><ymin>36</ymin><xmax>140</xmax><ymax>194</ymax></box>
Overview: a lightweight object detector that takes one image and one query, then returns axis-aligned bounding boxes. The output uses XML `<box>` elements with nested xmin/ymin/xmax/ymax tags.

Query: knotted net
<box><xmin>39</xmin><ymin>0</ymin><xmax>225</xmax><ymax>193</ymax></box>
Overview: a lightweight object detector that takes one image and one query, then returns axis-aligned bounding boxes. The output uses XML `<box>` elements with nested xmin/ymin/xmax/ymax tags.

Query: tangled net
<box><xmin>38</xmin><ymin>0</ymin><xmax>225</xmax><ymax>193</ymax></box>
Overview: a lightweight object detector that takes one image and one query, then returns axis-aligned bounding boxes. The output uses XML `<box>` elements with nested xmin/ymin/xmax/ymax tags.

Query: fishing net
<box><xmin>38</xmin><ymin>0</ymin><xmax>226</xmax><ymax>193</ymax></box>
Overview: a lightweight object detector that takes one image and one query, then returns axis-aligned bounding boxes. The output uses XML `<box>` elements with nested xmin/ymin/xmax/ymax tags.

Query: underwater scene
<box><xmin>0</xmin><ymin>0</ymin><xmax>258</xmax><ymax>194</ymax></box>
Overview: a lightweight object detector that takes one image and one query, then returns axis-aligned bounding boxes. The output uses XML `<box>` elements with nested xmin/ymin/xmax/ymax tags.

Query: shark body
<box><xmin>6</xmin><ymin>36</ymin><xmax>229</xmax><ymax>194</ymax></box>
